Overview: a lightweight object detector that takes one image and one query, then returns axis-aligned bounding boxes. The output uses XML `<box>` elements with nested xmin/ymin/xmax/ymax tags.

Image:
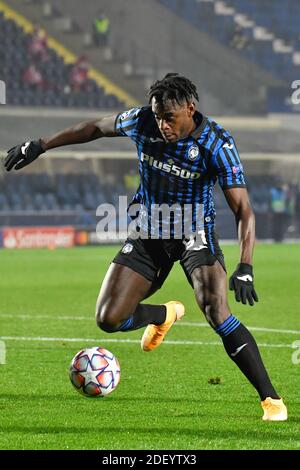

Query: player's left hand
<box><xmin>229</xmin><ymin>263</ymin><xmax>258</xmax><ymax>306</ymax></box>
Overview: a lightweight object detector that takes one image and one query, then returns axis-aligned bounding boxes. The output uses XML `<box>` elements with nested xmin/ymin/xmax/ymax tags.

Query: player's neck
<box><xmin>183</xmin><ymin>118</ymin><xmax>197</xmax><ymax>139</ymax></box>
<box><xmin>190</xmin><ymin>119</ymin><xmax>197</xmax><ymax>135</ymax></box>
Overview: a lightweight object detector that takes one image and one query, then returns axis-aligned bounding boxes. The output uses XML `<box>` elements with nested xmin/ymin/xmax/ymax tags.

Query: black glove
<box><xmin>229</xmin><ymin>263</ymin><xmax>258</xmax><ymax>306</ymax></box>
<box><xmin>4</xmin><ymin>140</ymin><xmax>45</xmax><ymax>171</ymax></box>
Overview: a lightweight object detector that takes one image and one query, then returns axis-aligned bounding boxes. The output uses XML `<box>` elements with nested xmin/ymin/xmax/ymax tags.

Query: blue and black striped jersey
<box><xmin>115</xmin><ymin>106</ymin><xmax>246</xmax><ymax>242</ymax></box>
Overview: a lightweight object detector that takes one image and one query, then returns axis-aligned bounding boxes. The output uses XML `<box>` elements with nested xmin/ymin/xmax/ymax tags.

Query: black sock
<box><xmin>118</xmin><ymin>304</ymin><xmax>167</xmax><ymax>332</ymax></box>
<box><xmin>216</xmin><ymin>315</ymin><xmax>280</xmax><ymax>401</ymax></box>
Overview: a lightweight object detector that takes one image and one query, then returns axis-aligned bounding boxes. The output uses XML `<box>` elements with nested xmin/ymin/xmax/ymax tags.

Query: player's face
<box><xmin>151</xmin><ymin>97</ymin><xmax>196</xmax><ymax>143</ymax></box>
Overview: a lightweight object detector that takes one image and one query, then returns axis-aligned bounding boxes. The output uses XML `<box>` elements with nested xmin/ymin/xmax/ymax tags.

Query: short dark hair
<box><xmin>148</xmin><ymin>73</ymin><xmax>199</xmax><ymax>106</ymax></box>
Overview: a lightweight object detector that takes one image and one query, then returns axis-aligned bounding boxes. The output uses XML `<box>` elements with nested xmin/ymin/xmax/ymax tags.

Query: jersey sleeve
<box><xmin>212</xmin><ymin>139</ymin><xmax>247</xmax><ymax>190</ymax></box>
<box><xmin>114</xmin><ymin>107</ymin><xmax>142</xmax><ymax>142</ymax></box>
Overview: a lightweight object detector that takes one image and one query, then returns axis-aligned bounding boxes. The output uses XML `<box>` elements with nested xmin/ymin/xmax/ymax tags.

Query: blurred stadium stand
<box><xmin>0</xmin><ymin>2</ymin><xmax>299</xmax><ymax>242</ymax></box>
<box><xmin>1</xmin><ymin>108</ymin><xmax>300</xmax><ymax>240</ymax></box>
<box><xmin>0</xmin><ymin>8</ymin><xmax>127</xmax><ymax>108</ymax></box>
<box><xmin>0</xmin><ymin>156</ymin><xmax>299</xmax><ymax>240</ymax></box>
<box><xmin>4</xmin><ymin>0</ymin><xmax>286</xmax><ymax>115</ymax></box>
<box><xmin>159</xmin><ymin>0</ymin><xmax>300</xmax><ymax>112</ymax></box>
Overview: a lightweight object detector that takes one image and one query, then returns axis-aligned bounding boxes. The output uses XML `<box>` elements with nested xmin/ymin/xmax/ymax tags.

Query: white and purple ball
<box><xmin>69</xmin><ymin>347</ymin><xmax>121</xmax><ymax>397</ymax></box>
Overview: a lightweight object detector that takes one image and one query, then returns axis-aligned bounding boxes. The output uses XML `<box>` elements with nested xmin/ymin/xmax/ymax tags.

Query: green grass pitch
<box><xmin>0</xmin><ymin>244</ymin><xmax>299</xmax><ymax>450</ymax></box>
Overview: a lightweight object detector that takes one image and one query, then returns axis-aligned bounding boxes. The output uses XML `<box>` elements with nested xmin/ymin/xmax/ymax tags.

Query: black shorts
<box><xmin>113</xmin><ymin>230</ymin><xmax>226</xmax><ymax>289</ymax></box>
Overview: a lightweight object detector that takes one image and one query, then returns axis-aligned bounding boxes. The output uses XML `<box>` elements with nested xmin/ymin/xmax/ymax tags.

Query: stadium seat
<box><xmin>158</xmin><ymin>0</ymin><xmax>300</xmax><ymax>111</ymax></box>
<box><xmin>0</xmin><ymin>12</ymin><xmax>125</xmax><ymax>109</ymax></box>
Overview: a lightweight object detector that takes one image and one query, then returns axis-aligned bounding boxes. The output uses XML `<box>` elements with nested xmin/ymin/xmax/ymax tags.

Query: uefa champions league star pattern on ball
<box><xmin>69</xmin><ymin>347</ymin><xmax>121</xmax><ymax>397</ymax></box>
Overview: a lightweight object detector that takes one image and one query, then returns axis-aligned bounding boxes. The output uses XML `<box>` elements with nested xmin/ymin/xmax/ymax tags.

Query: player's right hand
<box><xmin>4</xmin><ymin>140</ymin><xmax>45</xmax><ymax>171</ymax></box>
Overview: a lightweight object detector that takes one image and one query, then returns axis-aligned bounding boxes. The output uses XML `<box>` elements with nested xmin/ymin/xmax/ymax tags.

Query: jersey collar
<box><xmin>190</xmin><ymin>111</ymin><xmax>208</xmax><ymax>140</ymax></box>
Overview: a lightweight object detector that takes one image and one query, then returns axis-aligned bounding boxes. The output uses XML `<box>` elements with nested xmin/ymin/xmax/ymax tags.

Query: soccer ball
<box><xmin>69</xmin><ymin>347</ymin><xmax>121</xmax><ymax>397</ymax></box>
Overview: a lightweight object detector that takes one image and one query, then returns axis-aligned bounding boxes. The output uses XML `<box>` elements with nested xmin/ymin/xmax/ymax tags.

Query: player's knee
<box><xmin>95</xmin><ymin>304</ymin><xmax>121</xmax><ymax>333</ymax></box>
<box><xmin>194</xmin><ymin>290</ymin><xmax>229</xmax><ymax>329</ymax></box>
<box><xmin>205</xmin><ymin>302</ymin><xmax>230</xmax><ymax>329</ymax></box>
<box><xmin>192</xmin><ymin>268</ymin><xmax>230</xmax><ymax>329</ymax></box>
<box><xmin>97</xmin><ymin>317</ymin><xmax>119</xmax><ymax>333</ymax></box>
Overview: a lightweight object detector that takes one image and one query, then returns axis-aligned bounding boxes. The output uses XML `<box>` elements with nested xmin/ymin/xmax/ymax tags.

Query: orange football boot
<box><xmin>141</xmin><ymin>301</ymin><xmax>185</xmax><ymax>352</ymax></box>
<box><xmin>261</xmin><ymin>397</ymin><xmax>288</xmax><ymax>421</ymax></box>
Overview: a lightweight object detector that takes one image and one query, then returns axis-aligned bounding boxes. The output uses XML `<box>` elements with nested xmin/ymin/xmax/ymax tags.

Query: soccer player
<box><xmin>4</xmin><ymin>73</ymin><xmax>287</xmax><ymax>421</ymax></box>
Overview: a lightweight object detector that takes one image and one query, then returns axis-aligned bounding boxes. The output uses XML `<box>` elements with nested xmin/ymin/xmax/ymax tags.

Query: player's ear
<box><xmin>187</xmin><ymin>102</ymin><xmax>196</xmax><ymax>117</ymax></box>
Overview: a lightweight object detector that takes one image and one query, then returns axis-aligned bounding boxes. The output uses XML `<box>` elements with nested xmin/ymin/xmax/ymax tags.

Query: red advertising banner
<box><xmin>3</xmin><ymin>227</ymin><xmax>75</xmax><ymax>249</ymax></box>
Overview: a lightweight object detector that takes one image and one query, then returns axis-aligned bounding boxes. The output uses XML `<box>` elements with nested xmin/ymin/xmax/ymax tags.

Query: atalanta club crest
<box><xmin>188</xmin><ymin>144</ymin><xmax>199</xmax><ymax>161</ymax></box>
<box><xmin>122</xmin><ymin>243</ymin><xmax>133</xmax><ymax>254</ymax></box>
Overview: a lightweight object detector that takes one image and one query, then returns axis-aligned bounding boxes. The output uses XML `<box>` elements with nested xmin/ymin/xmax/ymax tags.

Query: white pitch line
<box><xmin>179</xmin><ymin>321</ymin><xmax>300</xmax><ymax>336</ymax></box>
<box><xmin>0</xmin><ymin>313</ymin><xmax>90</xmax><ymax>321</ymax></box>
<box><xmin>0</xmin><ymin>335</ymin><xmax>294</xmax><ymax>349</ymax></box>
<box><xmin>1</xmin><ymin>313</ymin><xmax>300</xmax><ymax>335</ymax></box>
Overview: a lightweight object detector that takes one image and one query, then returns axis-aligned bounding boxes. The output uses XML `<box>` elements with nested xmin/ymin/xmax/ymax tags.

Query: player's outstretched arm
<box><xmin>224</xmin><ymin>187</ymin><xmax>258</xmax><ymax>306</ymax></box>
<box><xmin>4</xmin><ymin>114</ymin><xmax>119</xmax><ymax>171</ymax></box>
